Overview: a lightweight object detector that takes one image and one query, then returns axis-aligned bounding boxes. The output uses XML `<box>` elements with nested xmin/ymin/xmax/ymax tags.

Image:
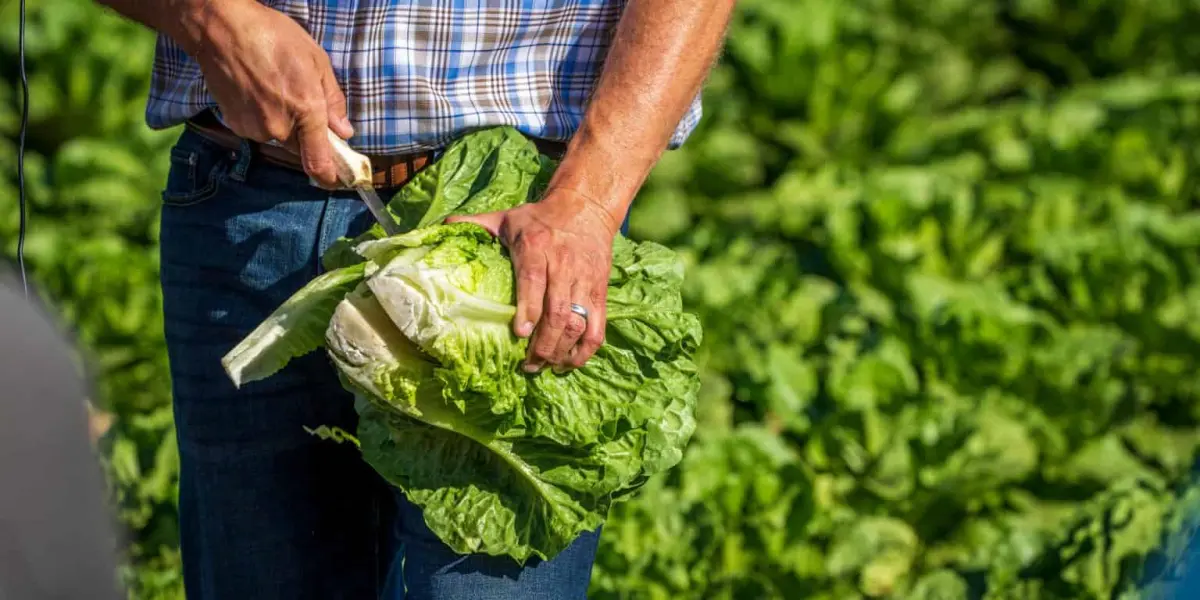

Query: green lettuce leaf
<box><xmin>221</xmin><ymin>262</ymin><xmax>368</xmax><ymax>387</ymax></box>
<box><xmin>392</xmin><ymin>127</ymin><xmax>541</xmax><ymax>229</ymax></box>
<box><xmin>357</xmin><ymin>402</ymin><xmax>607</xmax><ymax>563</ymax></box>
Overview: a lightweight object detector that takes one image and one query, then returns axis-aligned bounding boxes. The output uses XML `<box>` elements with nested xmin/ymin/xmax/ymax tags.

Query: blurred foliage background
<box><xmin>6</xmin><ymin>0</ymin><xmax>1200</xmax><ymax>598</ymax></box>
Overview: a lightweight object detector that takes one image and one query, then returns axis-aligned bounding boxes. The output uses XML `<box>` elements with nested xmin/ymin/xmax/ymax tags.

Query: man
<box><xmin>92</xmin><ymin>0</ymin><xmax>734</xmax><ymax>598</ymax></box>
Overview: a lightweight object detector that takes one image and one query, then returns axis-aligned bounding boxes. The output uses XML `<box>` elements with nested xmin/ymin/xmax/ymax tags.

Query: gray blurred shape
<box><xmin>0</xmin><ymin>264</ymin><xmax>123</xmax><ymax>600</ymax></box>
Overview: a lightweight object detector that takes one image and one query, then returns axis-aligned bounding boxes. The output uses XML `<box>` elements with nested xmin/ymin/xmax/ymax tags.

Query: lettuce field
<box><xmin>5</xmin><ymin>0</ymin><xmax>1200</xmax><ymax>598</ymax></box>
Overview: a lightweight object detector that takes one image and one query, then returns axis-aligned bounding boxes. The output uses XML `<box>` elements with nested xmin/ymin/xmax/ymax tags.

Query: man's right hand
<box><xmin>172</xmin><ymin>0</ymin><xmax>353</xmax><ymax>188</ymax></box>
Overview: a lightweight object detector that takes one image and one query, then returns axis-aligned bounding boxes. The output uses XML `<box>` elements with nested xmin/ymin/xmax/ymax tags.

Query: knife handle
<box><xmin>325</xmin><ymin>128</ymin><xmax>373</xmax><ymax>189</ymax></box>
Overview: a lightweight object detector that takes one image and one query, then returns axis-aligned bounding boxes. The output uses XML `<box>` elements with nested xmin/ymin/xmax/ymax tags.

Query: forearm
<box><xmin>94</xmin><ymin>0</ymin><xmax>234</xmax><ymax>56</ymax></box>
<box><xmin>546</xmin><ymin>0</ymin><xmax>737</xmax><ymax>230</ymax></box>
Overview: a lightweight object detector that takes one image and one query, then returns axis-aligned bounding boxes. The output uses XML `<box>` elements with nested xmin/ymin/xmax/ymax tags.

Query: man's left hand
<box><xmin>446</xmin><ymin>189</ymin><xmax>622</xmax><ymax>372</ymax></box>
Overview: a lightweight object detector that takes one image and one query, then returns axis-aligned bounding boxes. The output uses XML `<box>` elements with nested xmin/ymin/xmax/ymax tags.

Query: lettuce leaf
<box><xmin>222</xmin><ymin>262</ymin><xmax>369</xmax><ymax>387</ymax></box>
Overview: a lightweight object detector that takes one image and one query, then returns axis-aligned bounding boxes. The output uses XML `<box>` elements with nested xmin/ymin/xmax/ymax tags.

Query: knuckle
<box><xmin>584</xmin><ymin>330</ymin><xmax>605</xmax><ymax>348</ymax></box>
<box><xmin>517</xmin><ymin>268</ymin><xmax>546</xmax><ymax>286</ymax></box>
<box><xmin>305</xmin><ymin>151</ymin><xmax>333</xmax><ymax>168</ymax></box>
<box><xmin>292</xmin><ymin>100</ymin><xmax>314</xmax><ymax>116</ymax></box>
<box><xmin>308</xmin><ymin>163</ymin><xmax>334</xmax><ymax>179</ymax></box>
<box><xmin>292</xmin><ymin>92</ymin><xmax>323</xmax><ymax>116</ymax></box>
<box><xmin>516</xmin><ymin>230</ymin><xmax>548</xmax><ymax>253</ymax></box>
<box><xmin>546</xmin><ymin>304</ymin><xmax>572</xmax><ymax>327</ymax></box>
<box><xmin>312</xmin><ymin>169</ymin><xmax>338</xmax><ymax>187</ymax></box>
<box><xmin>564</xmin><ymin>318</ymin><xmax>586</xmax><ymax>336</ymax></box>
<box><xmin>532</xmin><ymin>342</ymin><xmax>556</xmax><ymax>360</ymax></box>
<box><xmin>264</xmin><ymin>120</ymin><xmax>293</xmax><ymax>142</ymax></box>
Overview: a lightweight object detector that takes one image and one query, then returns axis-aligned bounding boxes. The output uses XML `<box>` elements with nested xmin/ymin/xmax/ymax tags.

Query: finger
<box><xmin>527</xmin><ymin>256</ymin><xmax>573</xmax><ymax>370</ymax></box>
<box><xmin>445</xmin><ymin>212</ymin><xmax>504</xmax><ymax>238</ymax></box>
<box><xmin>274</xmin><ymin>118</ymin><xmax>302</xmax><ymax>155</ymax></box>
<box><xmin>263</xmin><ymin>110</ymin><xmax>297</xmax><ymax>147</ymax></box>
<box><xmin>507</xmin><ymin>226</ymin><xmax>550</xmax><ymax>341</ymax></box>
<box><xmin>512</xmin><ymin>240</ymin><xmax>547</xmax><ymax>341</ymax></box>
<box><xmin>550</xmin><ymin>281</ymin><xmax>590</xmax><ymax>369</ymax></box>
<box><xmin>295</xmin><ymin>109</ymin><xmax>339</xmax><ymax>188</ymax></box>
<box><xmin>323</xmin><ymin>70</ymin><xmax>354</xmax><ymax>139</ymax></box>
<box><xmin>568</xmin><ymin>284</ymin><xmax>607</xmax><ymax>369</ymax></box>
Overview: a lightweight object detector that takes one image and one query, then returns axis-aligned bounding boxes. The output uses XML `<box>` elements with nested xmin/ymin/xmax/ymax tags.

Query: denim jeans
<box><xmin>159</xmin><ymin>128</ymin><xmax>601</xmax><ymax>600</ymax></box>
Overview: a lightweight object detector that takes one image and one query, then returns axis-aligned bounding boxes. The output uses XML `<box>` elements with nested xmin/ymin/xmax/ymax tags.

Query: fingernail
<box><xmin>523</xmin><ymin>362</ymin><xmax>541</xmax><ymax>373</ymax></box>
<box><xmin>516</xmin><ymin>321</ymin><xmax>534</xmax><ymax>337</ymax></box>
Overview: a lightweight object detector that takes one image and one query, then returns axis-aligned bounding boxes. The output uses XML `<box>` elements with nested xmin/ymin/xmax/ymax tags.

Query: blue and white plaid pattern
<box><xmin>147</xmin><ymin>0</ymin><xmax>703</xmax><ymax>155</ymax></box>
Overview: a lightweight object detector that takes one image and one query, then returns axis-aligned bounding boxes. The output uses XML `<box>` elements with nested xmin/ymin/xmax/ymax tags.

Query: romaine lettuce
<box><xmin>220</xmin><ymin>127</ymin><xmax>702</xmax><ymax>563</ymax></box>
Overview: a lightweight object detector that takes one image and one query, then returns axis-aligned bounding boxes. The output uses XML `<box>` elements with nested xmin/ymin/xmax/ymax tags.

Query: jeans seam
<box><xmin>315</xmin><ymin>195</ymin><xmax>334</xmax><ymax>276</ymax></box>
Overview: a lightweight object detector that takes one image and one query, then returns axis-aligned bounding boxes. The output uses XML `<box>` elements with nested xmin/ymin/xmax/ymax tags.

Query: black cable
<box><xmin>16</xmin><ymin>0</ymin><xmax>29</xmax><ymax>298</ymax></box>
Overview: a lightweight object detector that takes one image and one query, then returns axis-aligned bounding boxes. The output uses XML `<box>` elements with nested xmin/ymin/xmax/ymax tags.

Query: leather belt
<box><xmin>184</xmin><ymin>110</ymin><xmax>568</xmax><ymax>190</ymax></box>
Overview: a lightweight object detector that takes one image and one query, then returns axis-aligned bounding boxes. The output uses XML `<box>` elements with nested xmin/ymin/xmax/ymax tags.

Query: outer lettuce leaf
<box><xmin>357</xmin><ymin>402</ymin><xmax>606</xmax><ymax>563</ymax></box>
<box><xmin>221</xmin><ymin>262</ymin><xmax>368</xmax><ymax>387</ymax></box>
<box><xmin>396</xmin><ymin>127</ymin><xmax>542</xmax><ymax>228</ymax></box>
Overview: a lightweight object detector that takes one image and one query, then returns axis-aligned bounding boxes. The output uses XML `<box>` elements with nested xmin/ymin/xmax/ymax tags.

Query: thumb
<box><xmin>445</xmin><ymin>212</ymin><xmax>505</xmax><ymax>238</ymax></box>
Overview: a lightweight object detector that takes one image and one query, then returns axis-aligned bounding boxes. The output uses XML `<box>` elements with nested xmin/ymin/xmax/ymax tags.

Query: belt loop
<box><xmin>229</xmin><ymin>139</ymin><xmax>254</xmax><ymax>182</ymax></box>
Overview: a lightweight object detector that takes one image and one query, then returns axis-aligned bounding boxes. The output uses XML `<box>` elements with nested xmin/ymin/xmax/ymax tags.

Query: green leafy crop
<box><xmin>221</xmin><ymin>127</ymin><xmax>703</xmax><ymax>563</ymax></box>
<box><xmin>589</xmin><ymin>2</ymin><xmax>1200</xmax><ymax>599</ymax></box>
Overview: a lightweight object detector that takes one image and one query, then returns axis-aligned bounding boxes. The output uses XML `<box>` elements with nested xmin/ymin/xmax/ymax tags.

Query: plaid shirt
<box><xmin>146</xmin><ymin>0</ymin><xmax>703</xmax><ymax>156</ymax></box>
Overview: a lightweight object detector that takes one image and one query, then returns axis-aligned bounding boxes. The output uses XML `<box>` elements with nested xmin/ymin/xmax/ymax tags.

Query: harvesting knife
<box><xmin>325</xmin><ymin>129</ymin><xmax>402</xmax><ymax>236</ymax></box>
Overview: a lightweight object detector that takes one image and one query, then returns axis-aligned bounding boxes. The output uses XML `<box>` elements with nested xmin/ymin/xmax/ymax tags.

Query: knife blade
<box><xmin>324</xmin><ymin>129</ymin><xmax>402</xmax><ymax>236</ymax></box>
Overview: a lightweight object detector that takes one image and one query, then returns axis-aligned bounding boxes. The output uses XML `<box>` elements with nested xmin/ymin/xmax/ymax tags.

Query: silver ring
<box><xmin>569</xmin><ymin>303</ymin><xmax>589</xmax><ymax>321</ymax></box>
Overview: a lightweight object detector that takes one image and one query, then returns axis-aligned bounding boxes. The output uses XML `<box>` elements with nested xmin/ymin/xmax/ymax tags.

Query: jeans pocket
<box><xmin>161</xmin><ymin>129</ymin><xmax>232</xmax><ymax>207</ymax></box>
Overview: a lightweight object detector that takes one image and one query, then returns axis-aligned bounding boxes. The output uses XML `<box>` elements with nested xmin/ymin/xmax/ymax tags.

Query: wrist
<box><xmin>546</xmin><ymin>123</ymin><xmax>658</xmax><ymax>232</ymax></box>
<box><xmin>540</xmin><ymin>187</ymin><xmax>625</xmax><ymax>237</ymax></box>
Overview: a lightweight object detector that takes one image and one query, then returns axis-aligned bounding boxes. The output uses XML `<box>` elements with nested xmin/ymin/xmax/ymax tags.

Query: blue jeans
<box><xmin>159</xmin><ymin>128</ymin><xmax>601</xmax><ymax>600</ymax></box>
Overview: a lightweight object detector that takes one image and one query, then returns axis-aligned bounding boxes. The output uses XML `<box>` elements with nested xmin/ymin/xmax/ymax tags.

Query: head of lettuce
<box><xmin>218</xmin><ymin>127</ymin><xmax>703</xmax><ymax>564</ymax></box>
